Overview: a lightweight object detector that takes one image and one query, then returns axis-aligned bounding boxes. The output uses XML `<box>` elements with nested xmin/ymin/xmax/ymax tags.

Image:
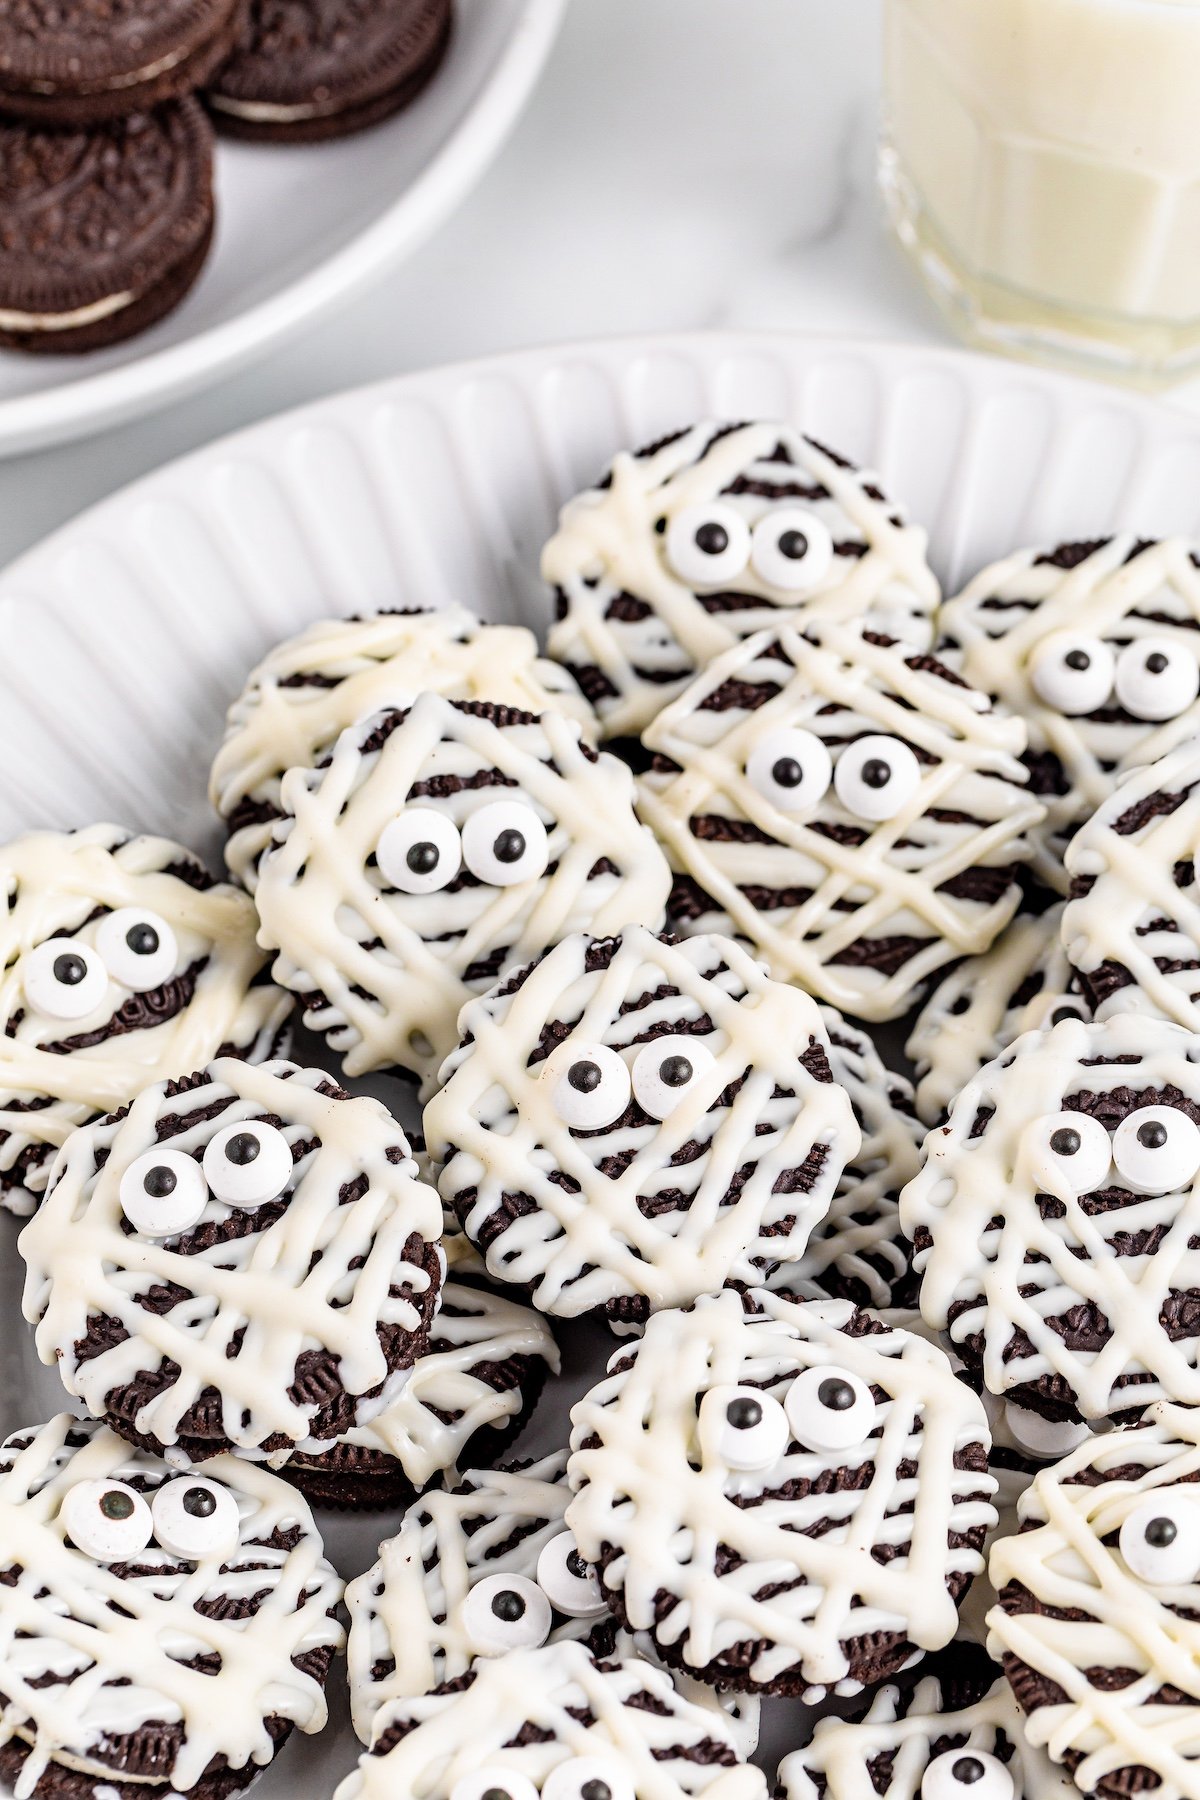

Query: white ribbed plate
<box><xmin>4</xmin><ymin>330</ymin><xmax>1200</xmax><ymax>1796</ymax></box>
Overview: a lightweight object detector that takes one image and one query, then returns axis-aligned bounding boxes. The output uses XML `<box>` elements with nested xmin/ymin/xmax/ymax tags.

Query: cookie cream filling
<box><xmin>208</xmin><ymin>94</ymin><xmax>336</xmax><ymax>123</ymax></box>
<box><xmin>0</xmin><ymin>292</ymin><xmax>135</xmax><ymax>333</ymax></box>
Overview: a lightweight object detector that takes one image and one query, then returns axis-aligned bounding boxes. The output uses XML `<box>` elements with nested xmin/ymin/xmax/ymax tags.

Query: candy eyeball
<box><xmin>665</xmin><ymin>503</ymin><xmax>752</xmax><ymax>586</ymax></box>
<box><xmin>62</xmin><ymin>1478</ymin><xmax>153</xmax><ymax>1563</ymax></box>
<box><xmin>202</xmin><ymin>1121</ymin><xmax>294</xmax><ymax>1208</ymax></box>
<box><xmin>1023</xmin><ymin>1110</ymin><xmax>1112</xmax><ymax>1197</ymax></box>
<box><xmin>749</xmin><ymin>507</ymin><xmax>834</xmax><ymax>593</ymax></box>
<box><xmin>94</xmin><ymin>908</ymin><xmax>178</xmax><ymax>992</ymax></box>
<box><xmin>119</xmin><ymin>1147</ymin><xmax>209</xmax><ymax>1236</ymax></box>
<box><xmin>745</xmin><ymin>727</ymin><xmax>832</xmax><ymax>813</ymax></box>
<box><xmin>461</xmin><ymin>801</ymin><xmax>550</xmax><ymax>887</ymax></box>
<box><xmin>833</xmin><ymin>735</ymin><xmax>922</xmax><ymax>823</ymax></box>
<box><xmin>23</xmin><ymin>938</ymin><xmax>108</xmax><ymax>1020</ymax></box>
<box><xmin>535</xmin><ymin>1530</ymin><xmax>607</xmax><ymax>1620</ymax></box>
<box><xmin>376</xmin><ymin>808</ymin><xmax>463</xmax><ymax>895</ymax></box>
<box><xmin>1118</xmin><ymin>1491</ymin><xmax>1200</xmax><ymax>1586</ymax></box>
<box><xmin>150</xmin><ymin>1476</ymin><xmax>240</xmax><ymax>1562</ymax></box>
<box><xmin>784</xmin><ymin>1365</ymin><xmax>875</xmax><ymax>1452</ymax></box>
<box><xmin>630</xmin><ymin>1035</ymin><xmax>716</xmax><ymax>1121</ymax></box>
<box><xmin>1112</xmin><ymin>1105</ymin><xmax>1200</xmax><ymax>1193</ymax></box>
<box><xmin>700</xmin><ymin>1384</ymin><xmax>790</xmax><ymax>1471</ymax></box>
<box><xmin>922</xmin><ymin>1750</ymin><xmax>1015</xmax><ymax>1800</ymax></box>
<box><xmin>449</xmin><ymin>1771</ymin><xmax>540</xmax><ymax>1800</ymax></box>
<box><xmin>542</xmin><ymin>1757</ymin><xmax>635</xmax><ymax>1800</ymax></box>
<box><xmin>542</xmin><ymin>1041</ymin><xmax>632</xmax><ymax>1131</ymax></box>
<box><xmin>1114</xmin><ymin>636</ymin><xmax>1200</xmax><ymax>723</ymax></box>
<box><xmin>461</xmin><ymin>1573</ymin><xmax>553</xmax><ymax>1655</ymax></box>
<box><xmin>1029</xmin><ymin>632</ymin><xmax>1115</xmax><ymax>715</ymax></box>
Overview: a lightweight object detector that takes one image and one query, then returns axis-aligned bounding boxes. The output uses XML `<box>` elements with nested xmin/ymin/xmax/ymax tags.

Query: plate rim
<box><xmin>0</xmin><ymin>0</ymin><xmax>566</xmax><ymax>461</ymax></box>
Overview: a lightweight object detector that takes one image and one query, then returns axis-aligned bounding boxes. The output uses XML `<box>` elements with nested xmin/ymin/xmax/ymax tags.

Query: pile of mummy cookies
<box><xmin>9</xmin><ymin>421</ymin><xmax>1200</xmax><ymax>1800</ymax></box>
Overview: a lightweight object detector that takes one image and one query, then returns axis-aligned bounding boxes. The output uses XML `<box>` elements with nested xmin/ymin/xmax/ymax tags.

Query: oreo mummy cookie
<box><xmin>253</xmin><ymin>696</ymin><xmax>671</xmax><ymax>1084</ymax></box>
<box><xmin>988</xmin><ymin>1401</ymin><xmax>1200</xmax><ymax>1800</ymax></box>
<box><xmin>1062</xmin><ymin>737</ymin><xmax>1200</xmax><ymax>1029</ymax></box>
<box><xmin>543</xmin><ymin>420</ymin><xmax>939</xmax><ymax>738</ymax></box>
<box><xmin>335</xmin><ymin>1640</ymin><xmax>768</xmax><ymax>1800</ymax></box>
<box><xmin>637</xmin><ymin>623</ymin><xmax>1041</xmax><ymax>1023</ymax></box>
<box><xmin>0</xmin><ymin>824</ymin><xmax>291</xmax><ymax>1217</ymax></box>
<box><xmin>282</xmin><ymin>1275</ymin><xmax>559</xmax><ymax>1509</ymax></box>
<box><xmin>426</xmin><ymin>927</ymin><xmax>860</xmax><ymax>1326</ymax></box>
<box><xmin>901</xmin><ymin>1013</ymin><xmax>1200</xmax><ymax>1423</ymax></box>
<box><xmin>19</xmin><ymin>1057</ymin><xmax>444</xmax><ymax>1461</ymax></box>
<box><xmin>210</xmin><ymin>607</ymin><xmax>594</xmax><ymax>891</ymax></box>
<box><xmin>566</xmin><ymin>1289</ymin><xmax>996</xmax><ymax>1698</ymax></box>
<box><xmin>0</xmin><ymin>1414</ymin><xmax>343</xmax><ymax>1800</ymax></box>
<box><xmin>345</xmin><ymin>1449</ymin><xmax>759</xmax><ymax>1755</ymax></box>
<box><xmin>938</xmin><ymin>536</ymin><xmax>1200</xmax><ymax>894</ymax></box>
<box><xmin>776</xmin><ymin>1644</ymin><xmax>1067</xmax><ymax>1800</ymax></box>
<box><xmin>906</xmin><ymin>904</ymin><xmax>1086</xmax><ymax>1127</ymax></box>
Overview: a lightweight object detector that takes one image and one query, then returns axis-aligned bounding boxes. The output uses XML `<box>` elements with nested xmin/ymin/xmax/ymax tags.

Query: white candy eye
<box><xmin>1114</xmin><ymin>637</ymin><xmax>1200</xmax><ymax>723</ymax></box>
<box><xmin>461</xmin><ymin>1573</ymin><xmax>552</xmax><ymax>1655</ymax></box>
<box><xmin>1030</xmin><ymin>633</ymin><xmax>1115</xmax><ymax>715</ymax></box>
<box><xmin>542</xmin><ymin>1758</ymin><xmax>635</xmax><ymax>1800</ymax></box>
<box><xmin>536</xmin><ymin>1530</ymin><xmax>608</xmax><ymax>1619</ymax></box>
<box><xmin>462</xmin><ymin>801</ymin><xmax>549</xmax><ymax>887</ymax></box>
<box><xmin>450</xmin><ymin>1771</ymin><xmax>540</xmax><ymax>1800</ymax></box>
<box><xmin>922</xmin><ymin>1750</ymin><xmax>1014</xmax><ymax>1800</ymax></box>
<box><xmin>784</xmin><ymin>1366</ymin><xmax>875</xmax><ymax>1452</ymax></box>
<box><xmin>376</xmin><ymin>808</ymin><xmax>462</xmax><ymax>895</ymax></box>
<box><xmin>119</xmin><ymin>1148</ymin><xmax>209</xmax><ymax>1237</ymax></box>
<box><xmin>542</xmin><ymin>1042</ymin><xmax>632</xmax><ymax>1131</ymax></box>
<box><xmin>94</xmin><ymin>909</ymin><xmax>178</xmax><ymax>991</ymax></box>
<box><xmin>150</xmin><ymin>1477</ymin><xmax>240</xmax><ymax>1562</ymax></box>
<box><xmin>23</xmin><ymin>938</ymin><xmax>108</xmax><ymax>1020</ymax></box>
<box><xmin>1112</xmin><ymin>1106</ymin><xmax>1200</xmax><ymax>1193</ymax></box>
<box><xmin>1119</xmin><ymin>1492</ymin><xmax>1200</xmax><ymax>1585</ymax></box>
<box><xmin>631</xmin><ymin>1035</ymin><xmax>717</xmax><ymax>1121</ymax></box>
<box><xmin>62</xmin><ymin>1479</ymin><xmax>153</xmax><ymax>1563</ymax></box>
<box><xmin>749</xmin><ymin>507</ymin><xmax>834</xmax><ymax>593</ymax></box>
<box><xmin>202</xmin><ymin>1121</ymin><xmax>294</xmax><ymax>1207</ymax></box>
<box><xmin>700</xmin><ymin>1385</ymin><xmax>790</xmax><ymax>1471</ymax></box>
<box><xmin>833</xmin><ymin>736</ymin><xmax>922</xmax><ymax>822</ymax></box>
<box><xmin>746</xmin><ymin>728</ymin><xmax>832</xmax><ymax>812</ymax></box>
<box><xmin>665</xmin><ymin>503</ymin><xmax>752</xmax><ymax>586</ymax></box>
<box><xmin>1024</xmin><ymin>1111</ymin><xmax>1112</xmax><ymax>1196</ymax></box>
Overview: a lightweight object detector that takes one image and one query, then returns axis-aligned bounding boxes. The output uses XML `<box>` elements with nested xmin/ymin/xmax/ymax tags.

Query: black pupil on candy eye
<box><xmin>1138</xmin><ymin>1121</ymin><xmax>1168</xmax><ymax>1150</ymax></box>
<box><xmin>1050</xmin><ymin>1127</ymin><xmax>1081</xmax><ymax>1157</ymax></box>
<box><xmin>494</xmin><ymin>830</ymin><xmax>526</xmax><ymax>864</ymax></box>
<box><xmin>100</xmin><ymin>1490</ymin><xmax>134</xmax><ymax>1521</ymax></box>
<box><xmin>952</xmin><ymin>1760</ymin><xmax>985</xmax><ymax>1786</ymax></box>
<box><xmin>818</xmin><ymin>1378</ymin><xmax>855</xmax><ymax>1412</ymax></box>
<box><xmin>226</xmin><ymin>1133</ymin><xmax>260</xmax><ymax>1166</ymax></box>
<box><xmin>183</xmin><ymin>1487</ymin><xmax>217</xmax><ymax>1518</ymax></box>
<box><xmin>727</xmin><ymin>1397</ymin><xmax>762</xmax><ymax>1430</ymax></box>
<box><xmin>1147</xmin><ymin>652</ymin><xmax>1169</xmax><ymax>674</ymax></box>
<box><xmin>582</xmin><ymin>1784</ymin><xmax>612</xmax><ymax>1800</ymax></box>
<box><xmin>566</xmin><ymin>1549</ymin><xmax>588</xmax><ymax>1580</ymax></box>
<box><xmin>482</xmin><ymin>1790</ymin><xmax>512</xmax><ymax>1800</ymax></box>
<box><xmin>772</xmin><ymin>756</ymin><xmax>803</xmax><ymax>789</ymax></box>
<box><xmin>53</xmin><ymin>953</ymin><xmax>86</xmax><ymax>987</ymax></box>
<box><xmin>491</xmin><ymin>1590</ymin><xmax>526</xmax><ymax>1622</ymax></box>
<box><xmin>1145</xmin><ymin>1516</ymin><xmax>1178</xmax><ymax>1548</ymax></box>
<box><xmin>568</xmin><ymin>1062</ymin><xmax>602</xmax><ymax>1093</ymax></box>
<box><xmin>143</xmin><ymin>1165</ymin><xmax>177</xmax><ymax>1199</ymax></box>
<box><xmin>661</xmin><ymin>1055</ymin><xmax>692</xmax><ymax>1088</ymax></box>
<box><xmin>126</xmin><ymin>924</ymin><xmax>159</xmax><ymax>955</ymax></box>
<box><xmin>1065</xmin><ymin>649</ymin><xmax>1090</xmax><ymax>672</ymax></box>
<box><xmin>778</xmin><ymin>529</ymin><xmax>809</xmax><ymax>561</ymax></box>
<box><xmin>1051</xmin><ymin>1007</ymin><xmax>1078</xmax><ymax>1025</ymax></box>
<box><xmin>695</xmin><ymin>522</ymin><xmax>728</xmax><ymax>556</ymax></box>
<box><xmin>406</xmin><ymin>842</ymin><xmax>439</xmax><ymax>875</ymax></box>
<box><xmin>862</xmin><ymin>758</ymin><xmax>891</xmax><ymax>790</ymax></box>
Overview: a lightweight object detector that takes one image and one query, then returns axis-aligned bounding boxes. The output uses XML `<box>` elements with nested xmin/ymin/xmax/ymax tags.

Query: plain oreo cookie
<box><xmin>207</xmin><ymin>0</ymin><xmax>452</xmax><ymax>143</ymax></box>
<box><xmin>0</xmin><ymin>101</ymin><xmax>215</xmax><ymax>353</ymax></box>
<box><xmin>0</xmin><ymin>0</ymin><xmax>245</xmax><ymax>124</ymax></box>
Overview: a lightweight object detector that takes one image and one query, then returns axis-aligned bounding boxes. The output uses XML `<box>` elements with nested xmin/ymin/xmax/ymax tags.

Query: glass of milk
<box><xmin>881</xmin><ymin>0</ymin><xmax>1200</xmax><ymax>385</ymax></box>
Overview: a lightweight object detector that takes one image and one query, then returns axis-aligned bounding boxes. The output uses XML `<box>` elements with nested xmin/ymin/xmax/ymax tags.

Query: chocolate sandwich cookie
<box><xmin>901</xmin><ymin>1012</ymin><xmax>1200</xmax><ymax>1424</ymax></box>
<box><xmin>208</xmin><ymin>0</ymin><xmax>452</xmax><ymax>143</ymax></box>
<box><xmin>19</xmin><ymin>1057</ymin><xmax>444</xmax><ymax>1462</ymax></box>
<box><xmin>335</xmin><ymin>1640</ymin><xmax>767</xmax><ymax>1800</ymax></box>
<box><xmin>0</xmin><ymin>1413</ymin><xmax>343</xmax><ymax>1800</ymax></box>
<box><xmin>0</xmin><ymin>101</ymin><xmax>214</xmax><ymax>353</ymax></box>
<box><xmin>426</xmin><ymin>927</ymin><xmax>860</xmax><ymax>1329</ymax></box>
<box><xmin>566</xmin><ymin>1289</ymin><xmax>996</xmax><ymax>1699</ymax></box>
<box><xmin>989</xmin><ymin>1402</ymin><xmax>1200</xmax><ymax>1800</ymax></box>
<box><xmin>0</xmin><ymin>823</ymin><xmax>290</xmax><ymax>1218</ymax></box>
<box><xmin>637</xmin><ymin>622</ymin><xmax>1042</xmax><ymax>1023</ymax></box>
<box><xmin>0</xmin><ymin>0</ymin><xmax>244</xmax><ymax>124</ymax></box>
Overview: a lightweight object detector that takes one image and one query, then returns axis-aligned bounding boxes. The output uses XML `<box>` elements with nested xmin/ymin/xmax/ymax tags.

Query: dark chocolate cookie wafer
<box><xmin>0</xmin><ymin>0</ymin><xmax>244</xmax><ymax>124</ymax></box>
<box><xmin>0</xmin><ymin>101</ymin><xmax>214</xmax><ymax>353</ymax></box>
<box><xmin>208</xmin><ymin>0</ymin><xmax>452</xmax><ymax>143</ymax></box>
